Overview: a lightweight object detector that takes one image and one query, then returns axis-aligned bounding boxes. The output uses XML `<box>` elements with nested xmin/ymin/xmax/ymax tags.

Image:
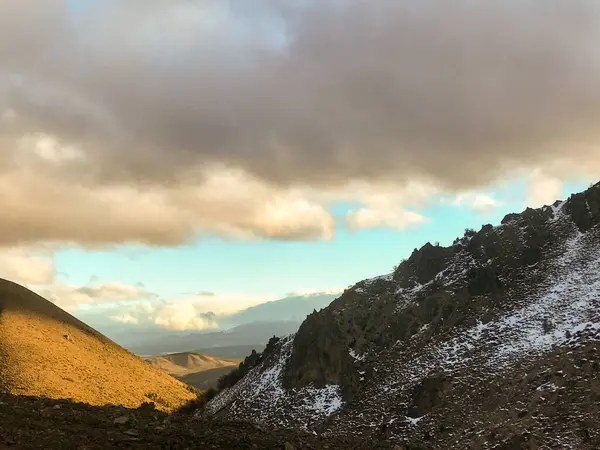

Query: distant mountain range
<box><xmin>216</xmin><ymin>293</ymin><xmax>340</xmax><ymax>328</ymax></box>
<box><xmin>118</xmin><ymin>293</ymin><xmax>339</xmax><ymax>358</ymax></box>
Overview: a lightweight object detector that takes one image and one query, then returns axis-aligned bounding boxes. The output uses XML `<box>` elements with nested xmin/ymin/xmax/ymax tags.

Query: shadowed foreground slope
<box><xmin>0</xmin><ymin>393</ymin><xmax>404</xmax><ymax>450</ymax></box>
<box><xmin>0</xmin><ymin>279</ymin><xmax>195</xmax><ymax>410</ymax></box>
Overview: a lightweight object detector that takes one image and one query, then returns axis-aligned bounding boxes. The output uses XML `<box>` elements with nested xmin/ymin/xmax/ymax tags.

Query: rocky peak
<box><xmin>564</xmin><ymin>182</ymin><xmax>600</xmax><ymax>231</ymax></box>
<box><xmin>394</xmin><ymin>242</ymin><xmax>454</xmax><ymax>288</ymax></box>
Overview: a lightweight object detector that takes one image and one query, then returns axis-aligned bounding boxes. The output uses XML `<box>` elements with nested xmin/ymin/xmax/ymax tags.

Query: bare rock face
<box><xmin>208</xmin><ymin>182</ymin><xmax>600</xmax><ymax>449</ymax></box>
<box><xmin>566</xmin><ymin>183</ymin><xmax>600</xmax><ymax>232</ymax></box>
<box><xmin>395</xmin><ymin>243</ymin><xmax>455</xmax><ymax>287</ymax></box>
<box><xmin>406</xmin><ymin>374</ymin><xmax>453</xmax><ymax>418</ymax></box>
<box><xmin>284</xmin><ymin>309</ymin><xmax>358</xmax><ymax>395</ymax></box>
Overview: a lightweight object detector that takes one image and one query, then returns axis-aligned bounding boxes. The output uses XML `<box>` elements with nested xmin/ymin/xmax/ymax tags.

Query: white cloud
<box><xmin>110</xmin><ymin>313</ymin><xmax>139</xmax><ymax>325</ymax></box>
<box><xmin>3</xmin><ymin>1</ymin><xmax>600</xmax><ymax>248</ymax></box>
<box><xmin>346</xmin><ymin>207</ymin><xmax>430</xmax><ymax>231</ymax></box>
<box><xmin>0</xmin><ymin>159</ymin><xmax>335</xmax><ymax>246</ymax></box>
<box><xmin>97</xmin><ymin>291</ymin><xmax>280</xmax><ymax>331</ymax></box>
<box><xmin>451</xmin><ymin>193</ymin><xmax>503</xmax><ymax>214</ymax></box>
<box><xmin>285</xmin><ymin>287</ymin><xmax>344</xmax><ymax>297</ymax></box>
<box><xmin>0</xmin><ymin>247</ymin><xmax>55</xmax><ymax>284</ymax></box>
<box><xmin>336</xmin><ymin>180</ymin><xmax>436</xmax><ymax>231</ymax></box>
<box><xmin>30</xmin><ymin>279</ymin><xmax>155</xmax><ymax>313</ymax></box>
<box><xmin>527</xmin><ymin>170</ymin><xmax>563</xmax><ymax>208</ymax></box>
<box><xmin>153</xmin><ymin>303</ymin><xmax>219</xmax><ymax>331</ymax></box>
<box><xmin>76</xmin><ymin>282</ymin><xmax>155</xmax><ymax>301</ymax></box>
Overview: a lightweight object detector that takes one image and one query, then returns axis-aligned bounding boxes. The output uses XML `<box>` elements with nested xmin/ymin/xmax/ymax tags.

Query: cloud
<box><xmin>284</xmin><ymin>288</ymin><xmax>344</xmax><ymax>297</ymax></box>
<box><xmin>343</xmin><ymin>181</ymin><xmax>435</xmax><ymax>231</ymax></box>
<box><xmin>451</xmin><ymin>193</ymin><xmax>503</xmax><ymax>214</ymax></box>
<box><xmin>97</xmin><ymin>290</ymin><xmax>282</xmax><ymax>331</ymax></box>
<box><xmin>110</xmin><ymin>313</ymin><xmax>139</xmax><ymax>325</ymax></box>
<box><xmin>153</xmin><ymin>303</ymin><xmax>219</xmax><ymax>331</ymax></box>
<box><xmin>346</xmin><ymin>208</ymin><xmax>430</xmax><ymax>232</ymax></box>
<box><xmin>95</xmin><ymin>289</ymin><xmax>342</xmax><ymax>331</ymax></box>
<box><xmin>196</xmin><ymin>291</ymin><xmax>216</xmax><ymax>297</ymax></box>
<box><xmin>0</xmin><ymin>247</ymin><xmax>55</xmax><ymax>284</ymax></box>
<box><xmin>526</xmin><ymin>170</ymin><xmax>563</xmax><ymax>208</ymax></box>
<box><xmin>3</xmin><ymin>1</ymin><xmax>600</xmax><ymax>185</ymax></box>
<box><xmin>12</xmin><ymin>263</ymin><xmax>159</xmax><ymax>312</ymax></box>
<box><xmin>0</xmin><ymin>162</ymin><xmax>334</xmax><ymax>246</ymax></box>
<box><xmin>1</xmin><ymin>1</ymin><xmax>600</xmax><ymax>245</ymax></box>
<box><xmin>76</xmin><ymin>282</ymin><xmax>155</xmax><ymax>301</ymax></box>
<box><xmin>39</xmin><ymin>281</ymin><xmax>154</xmax><ymax>312</ymax></box>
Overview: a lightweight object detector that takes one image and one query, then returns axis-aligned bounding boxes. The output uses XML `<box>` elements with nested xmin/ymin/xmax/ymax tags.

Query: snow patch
<box><xmin>349</xmin><ymin>348</ymin><xmax>366</xmax><ymax>362</ymax></box>
<box><xmin>300</xmin><ymin>385</ymin><xmax>343</xmax><ymax>416</ymax></box>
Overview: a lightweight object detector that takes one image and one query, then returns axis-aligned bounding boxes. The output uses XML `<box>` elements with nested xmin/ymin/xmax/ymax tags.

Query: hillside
<box><xmin>207</xmin><ymin>182</ymin><xmax>600</xmax><ymax>449</ymax></box>
<box><xmin>145</xmin><ymin>352</ymin><xmax>239</xmax><ymax>390</ymax></box>
<box><xmin>0</xmin><ymin>279</ymin><xmax>195</xmax><ymax>410</ymax></box>
<box><xmin>145</xmin><ymin>352</ymin><xmax>239</xmax><ymax>377</ymax></box>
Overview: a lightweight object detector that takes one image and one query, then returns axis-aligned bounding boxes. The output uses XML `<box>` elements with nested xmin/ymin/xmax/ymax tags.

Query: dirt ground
<box><xmin>0</xmin><ymin>393</ymin><xmax>408</xmax><ymax>450</ymax></box>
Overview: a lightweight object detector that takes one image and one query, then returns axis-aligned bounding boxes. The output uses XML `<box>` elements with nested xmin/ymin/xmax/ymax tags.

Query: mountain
<box><xmin>128</xmin><ymin>321</ymin><xmax>302</xmax><ymax>357</ymax></box>
<box><xmin>145</xmin><ymin>352</ymin><xmax>239</xmax><ymax>377</ymax></box>
<box><xmin>119</xmin><ymin>293</ymin><xmax>338</xmax><ymax>357</ymax></box>
<box><xmin>145</xmin><ymin>351</ymin><xmax>239</xmax><ymax>390</ymax></box>
<box><xmin>194</xmin><ymin>345</ymin><xmax>263</xmax><ymax>360</ymax></box>
<box><xmin>217</xmin><ymin>293</ymin><xmax>338</xmax><ymax>329</ymax></box>
<box><xmin>0</xmin><ymin>279</ymin><xmax>195</xmax><ymax>410</ymax></box>
<box><xmin>206</xmin><ymin>182</ymin><xmax>600</xmax><ymax>449</ymax></box>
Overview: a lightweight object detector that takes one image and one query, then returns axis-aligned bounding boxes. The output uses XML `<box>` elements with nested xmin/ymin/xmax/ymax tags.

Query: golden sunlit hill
<box><xmin>0</xmin><ymin>279</ymin><xmax>195</xmax><ymax>410</ymax></box>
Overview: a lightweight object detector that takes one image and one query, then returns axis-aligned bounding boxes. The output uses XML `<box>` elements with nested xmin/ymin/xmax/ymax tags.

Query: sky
<box><xmin>0</xmin><ymin>1</ymin><xmax>599</xmax><ymax>333</ymax></box>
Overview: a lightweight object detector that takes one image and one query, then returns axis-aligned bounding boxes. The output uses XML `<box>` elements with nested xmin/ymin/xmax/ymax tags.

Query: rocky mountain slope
<box><xmin>0</xmin><ymin>279</ymin><xmax>195</xmax><ymax>410</ymax></box>
<box><xmin>207</xmin><ymin>182</ymin><xmax>600</xmax><ymax>449</ymax></box>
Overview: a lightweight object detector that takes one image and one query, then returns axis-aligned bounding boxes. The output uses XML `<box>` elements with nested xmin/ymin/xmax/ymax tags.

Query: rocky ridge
<box><xmin>206</xmin><ymin>182</ymin><xmax>600</xmax><ymax>449</ymax></box>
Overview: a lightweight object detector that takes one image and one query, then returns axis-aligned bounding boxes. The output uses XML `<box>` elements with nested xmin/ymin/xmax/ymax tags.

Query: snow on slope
<box><xmin>206</xmin><ymin>335</ymin><xmax>343</xmax><ymax>429</ymax></box>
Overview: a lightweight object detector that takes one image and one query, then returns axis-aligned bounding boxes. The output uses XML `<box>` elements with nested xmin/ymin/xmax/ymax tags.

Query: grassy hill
<box><xmin>0</xmin><ymin>279</ymin><xmax>195</xmax><ymax>411</ymax></box>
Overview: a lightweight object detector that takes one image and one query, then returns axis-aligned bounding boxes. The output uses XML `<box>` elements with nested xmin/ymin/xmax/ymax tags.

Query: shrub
<box><xmin>464</xmin><ymin>228</ymin><xmax>477</xmax><ymax>238</ymax></box>
<box><xmin>144</xmin><ymin>392</ymin><xmax>172</xmax><ymax>409</ymax></box>
<box><xmin>174</xmin><ymin>387</ymin><xmax>218</xmax><ymax>416</ymax></box>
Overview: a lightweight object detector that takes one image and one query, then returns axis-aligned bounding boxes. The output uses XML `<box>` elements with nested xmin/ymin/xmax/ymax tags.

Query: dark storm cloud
<box><xmin>1</xmin><ymin>0</ymin><xmax>600</xmax><ymax>189</ymax></box>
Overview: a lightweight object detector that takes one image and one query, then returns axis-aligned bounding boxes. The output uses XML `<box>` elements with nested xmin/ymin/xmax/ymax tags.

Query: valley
<box><xmin>145</xmin><ymin>352</ymin><xmax>240</xmax><ymax>390</ymax></box>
